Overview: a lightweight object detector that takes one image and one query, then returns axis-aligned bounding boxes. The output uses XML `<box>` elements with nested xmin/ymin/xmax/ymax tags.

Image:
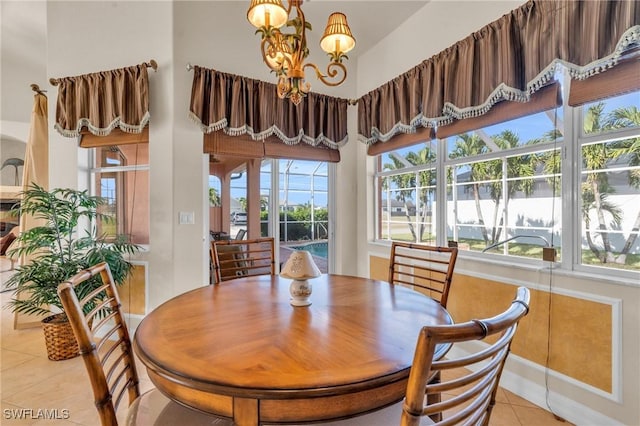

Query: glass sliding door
<box><xmin>261</xmin><ymin>159</ymin><xmax>330</xmax><ymax>273</ymax></box>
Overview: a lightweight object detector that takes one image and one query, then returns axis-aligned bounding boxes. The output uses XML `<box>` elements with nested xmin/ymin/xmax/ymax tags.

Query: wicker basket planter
<box><xmin>41</xmin><ymin>313</ymin><xmax>79</xmax><ymax>361</ymax></box>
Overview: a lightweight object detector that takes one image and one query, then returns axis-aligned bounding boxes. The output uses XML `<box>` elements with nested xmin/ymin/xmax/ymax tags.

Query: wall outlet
<box><xmin>542</xmin><ymin>246</ymin><xmax>557</xmax><ymax>262</ymax></box>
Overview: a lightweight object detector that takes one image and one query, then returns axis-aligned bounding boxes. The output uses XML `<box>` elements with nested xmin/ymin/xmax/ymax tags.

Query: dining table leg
<box><xmin>233</xmin><ymin>397</ymin><xmax>259</xmax><ymax>426</ymax></box>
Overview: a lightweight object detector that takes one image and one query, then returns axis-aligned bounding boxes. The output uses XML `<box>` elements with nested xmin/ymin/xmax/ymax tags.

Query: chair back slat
<box><xmin>57</xmin><ymin>262</ymin><xmax>139</xmax><ymax>426</ymax></box>
<box><xmin>401</xmin><ymin>287</ymin><xmax>530</xmax><ymax>426</ymax></box>
<box><xmin>211</xmin><ymin>237</ymin><xmax>275</xmax><ymax>284</ymax></box>
<box><xmin>389</xmin><ymin>242</ymin><xmax>458</xmax><ymax>307</ymax></box>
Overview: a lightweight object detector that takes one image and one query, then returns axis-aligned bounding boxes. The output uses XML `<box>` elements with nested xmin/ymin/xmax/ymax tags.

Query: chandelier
<box><xmin>247</xmin><ymin>0</ymin><xmax>356</xmax><ymax>105</ymax></box>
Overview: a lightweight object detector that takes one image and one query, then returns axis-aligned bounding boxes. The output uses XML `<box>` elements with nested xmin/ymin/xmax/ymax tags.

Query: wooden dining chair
<box><xmin>57</xmin><ymin>262</ymin><xmax>233</xmax><ymax>426</ymax></box>
<box><xmin>211</xmin><ymin>237</ymin><xmax>275</xmax><ymax>284</ymax></box>
<box><xmin>389</xmin><ymin>242</ymin><xmax>458</xmax><ymax>308</ymax></box>
<box><xmin>310</xmin><ymin>287</ymin><xmax>530</xmax><ymax>426</ymax></box>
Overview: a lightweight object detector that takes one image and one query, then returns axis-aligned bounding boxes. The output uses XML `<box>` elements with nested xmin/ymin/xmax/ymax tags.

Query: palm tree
<box><xmin>209</xmin><ymin>187</ymin><xmax>221</xmax><ymax>206</ymax></box>
<box><xmin>449</xmin><ymin>133</ymin><xmax>490</xmax><ymax>244</ymax></box>
<box><xmin>406</xmin><ymin>147</ymin><xmax>436</xmax><ymax>242</ymax></box>
<box><xmin>382</xmin><ymin>154</ymin><xmax>418</xmax><ymax>241</ymax></box>
<box><xmin>238</xmin><ymin>197</ymin><xmax>248</xmax><ymax>212</ymax></box>
<box><xmin>487</xmin><ymin>130</ymin><xmax>537</xmax><ymax>245</ymax></box>
<box><xmin>581</xmin><ymin>183</ymin><xmax>622</xmax><ymax>261</ymax></box>
<box><xmin>606</xmin><ymin>106</ymin><xmax>640</xmax><ymax>264</ymax></box>
<box><xmin>582</xmin><ymin>103</ymin><xmax>618</xmax><ymax>263</ymax></box>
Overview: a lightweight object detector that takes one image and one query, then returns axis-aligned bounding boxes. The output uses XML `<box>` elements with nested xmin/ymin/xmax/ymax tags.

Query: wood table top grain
<box><xmin>133</xmin><ymin>274</ymin><xmax>452</xmax><ymax>425</ymax></box>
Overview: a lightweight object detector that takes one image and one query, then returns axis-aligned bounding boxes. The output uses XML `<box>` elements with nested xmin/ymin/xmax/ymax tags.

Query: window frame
<box><xmin>372</xmin><ymin>77</ymin><xmax>640</xmax><ymax>282</ymax></box>
<box><xmin>89</xmin><ymin>146</ymin><xmax>150</xmax><ymax>248</ymax></box>
<box><xmin>572</xmin><ymin>99</ymin><xmax>640</xmax><ymax>279</ymax></box>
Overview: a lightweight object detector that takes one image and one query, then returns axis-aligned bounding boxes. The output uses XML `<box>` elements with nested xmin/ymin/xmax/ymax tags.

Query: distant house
<box><xmin>381</xmin><ymin>199</ymin><xmax>416</xmax><ymax>216</ymax></box>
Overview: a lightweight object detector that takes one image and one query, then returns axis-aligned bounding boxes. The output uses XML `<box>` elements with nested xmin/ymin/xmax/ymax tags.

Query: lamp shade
<box><xmin>320</xmin><ymin>12</ymin><xmax>356</xmax><ymax>54</ymax></box>
<box><xmin>247</xmin><ymin>0</ymin><xmax>288</xmax><ymax>29</ymax></box>
<box><xmin>281</xmin><ymin>250</ymin><xmax>321</xmax><ymax>280</ymax></box>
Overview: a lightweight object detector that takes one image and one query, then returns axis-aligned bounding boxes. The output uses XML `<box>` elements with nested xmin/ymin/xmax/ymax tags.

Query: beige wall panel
<box><xmin>118</xmin><ymin>264</ymin><xmax>146</xmax><ymax>315</ymax></box>
<box><xmin>370</xmin><ymin>255</ymin><xmax>388</xmax><ymax>281</ymax></box>
<box><xmin>368</xmin><ymin>255</ymin><xmax>612</xmax><ymax>393</ymax></box>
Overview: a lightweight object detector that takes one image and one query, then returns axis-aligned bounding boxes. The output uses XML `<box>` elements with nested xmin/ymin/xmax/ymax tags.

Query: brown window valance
<box><xmin>51</xmin><ymin>62</ymin><xmax>154</xmax><ymax>139</ymax></box>
<box><xmin>568</xmin><ymin>56</ymin><xmax>640</xmax><ymax>107</ymax></box>
<box><xmin>359</xmin><ymin>0</ymin><xmax>640</xmax><ymax>146</ymax></box>
<box><xmin>189</xmin><ymin>66</ymin><xmax>348</xmax><ymax>149</ymax></box>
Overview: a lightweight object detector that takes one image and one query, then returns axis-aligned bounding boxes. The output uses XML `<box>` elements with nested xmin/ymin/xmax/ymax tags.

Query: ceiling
<box><xmin>1</xmin><ymin>1</ymin><xmax>429</xmax><ymax>127</ymax></box>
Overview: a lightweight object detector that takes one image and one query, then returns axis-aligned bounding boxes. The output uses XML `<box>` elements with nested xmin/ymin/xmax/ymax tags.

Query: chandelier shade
<box><xmin>247</xmin><ymin>0</ymin><xmax>288</xmax><ymax>28</ymax></box>
<box><xmin>247</xmin><ymin>0</ymin><xmax>355</xmax><ymax>105</ymax></box>
<box><xmin>320</xmin><ymin>13</ymin><xmax>355</xmax><ymax>55</ymax></box>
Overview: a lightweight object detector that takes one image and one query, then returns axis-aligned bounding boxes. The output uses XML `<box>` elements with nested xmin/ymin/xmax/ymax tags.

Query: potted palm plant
<box><xmin>5</xmin><ymin>183</ymin><xmax>140</xmax><ymax>360</ymax></box>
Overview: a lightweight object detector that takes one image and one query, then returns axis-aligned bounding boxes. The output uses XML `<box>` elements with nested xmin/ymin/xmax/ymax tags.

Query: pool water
<box><xmin>291</xmin><ymin>241</ymin><xmax>328</xmax><ymax>258</ymax></box>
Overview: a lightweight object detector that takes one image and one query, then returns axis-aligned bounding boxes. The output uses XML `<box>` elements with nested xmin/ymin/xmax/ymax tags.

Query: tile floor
<box><xmin>0</xmin><ymin>266</ymin><xmax>572</xmax><ymax>426</ymax></box>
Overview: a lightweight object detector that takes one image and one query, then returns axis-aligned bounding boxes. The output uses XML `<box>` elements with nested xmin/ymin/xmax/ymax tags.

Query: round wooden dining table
<box><xmin>133</xmin><ymin>274</ymin><xmax>452</xmax><ymax>426</ymax></box>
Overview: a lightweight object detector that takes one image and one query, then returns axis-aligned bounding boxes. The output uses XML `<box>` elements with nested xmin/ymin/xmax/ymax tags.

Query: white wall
<box><xmin>355</xmin><ymin>2</ymin><xmax>640</xmax><ymax>425</ymax></box>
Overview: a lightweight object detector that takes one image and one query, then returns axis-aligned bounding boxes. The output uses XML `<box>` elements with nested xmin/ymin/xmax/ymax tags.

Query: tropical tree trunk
<box><xmin>615</xmin><ymin>210</ymin><xmax>640</xmax><ymax>264</ymax></box>
<box><xmin>473</xmin><ymin>183</ymin><xmax>489</xmax><ymax>244</ymax></box>
<box><xmin>403</xmin><ymin>202</ymin><xmax>417</xmax><ymax>242</ymax></box>
<box><xmin>490</xmin><ymin>200</ymin><xmax>502</xmax><ymax>245</ymax></box>
<box><xmin>591</xmin><ymin>180</ymin><xmax>615</xmax><ymax>262</ymax></box>
<box><xmin>584</xmin><ymin>216</ymin><xmax>602</xmax><ymax>260</ymax></box>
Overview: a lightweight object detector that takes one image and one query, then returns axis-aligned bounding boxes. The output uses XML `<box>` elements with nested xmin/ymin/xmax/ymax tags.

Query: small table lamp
<box><xmin>281</xmin><ymin>250</ymin><xmax>321</xmax><ymax>307</ymax></box>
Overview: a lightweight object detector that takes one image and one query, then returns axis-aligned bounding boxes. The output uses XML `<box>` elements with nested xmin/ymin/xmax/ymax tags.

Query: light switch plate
<box><xmin>179</xmin><ymin>211</ymin><xmax>195</xmax><ymax>225</ymax></box>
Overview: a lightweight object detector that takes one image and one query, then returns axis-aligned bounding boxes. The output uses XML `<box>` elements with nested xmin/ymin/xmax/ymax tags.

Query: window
<box><xmin>579</xmin><ymin>92</ymin><xmax>640</xmax><ymax>271</ymax></box>
<box><xmin>91</xmin><ymin>144</ymin><xmax>149</xmax><ymax>245</ymax></box>
<box><xmin>279</xmin><ymin>160</ymin><xmax>329</xmax><ymax>243</ymax></box>
<box><xmin>376</xmin><ymin>141</ymin><xmax>437</xmax><ymax>243</ymax></box>
<box><xmin>259</xmin><ymin>159</ymin><xmax>330</xmax><ymax>272</ymax></box>
<box><xmin>373</xmin><ymin>78</ymin><xmax>640</xmax><ymax>275</ymax></box>
<box><xmin>444</xmin><ymin>110</ymin><xmax>562</xmax><ymax>260</ymax></box>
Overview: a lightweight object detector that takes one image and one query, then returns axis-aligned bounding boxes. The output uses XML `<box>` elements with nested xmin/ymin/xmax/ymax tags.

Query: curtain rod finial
<box><xmin>30</xmin><ymin>84</ymin><xmax>46</xmax><ymax>94</ymax></box>
<box><xmin>187</xmin><ymin>63</ymin><xmax>193</xmax><ymax>71</ymax></box>
<box><xmin>149</xmin><ymin>59</ymin><xmax>158</xmax><ymax>71</ymax></box>
<box><xmin>49</xmin><ymin>78</ymin><xmax>59</xmax><ymax>86</ymax></box>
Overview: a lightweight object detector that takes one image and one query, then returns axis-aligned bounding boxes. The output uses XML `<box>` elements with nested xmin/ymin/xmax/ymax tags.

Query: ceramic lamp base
<box><xmin>289</xmin><ymin>279</ymin><xmax>312</xmax><ymax>307</ymax></box>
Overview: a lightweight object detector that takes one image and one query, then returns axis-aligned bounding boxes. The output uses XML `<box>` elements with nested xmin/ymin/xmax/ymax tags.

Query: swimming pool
<box><xmin>290</xmin><ymin>241</ymin><xmax>328</xmax><ymax>258</ymax></box>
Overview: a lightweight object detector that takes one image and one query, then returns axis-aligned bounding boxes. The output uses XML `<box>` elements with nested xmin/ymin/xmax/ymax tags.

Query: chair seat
<box><xmin>265</xmin><ymin>401</ymin><xmax>433</xmax><ymax>426</ymax></box>
<box><xmin>126</xmin><ymin>388</ymin><xmax>234</xmax><ymax>426</ymax></box>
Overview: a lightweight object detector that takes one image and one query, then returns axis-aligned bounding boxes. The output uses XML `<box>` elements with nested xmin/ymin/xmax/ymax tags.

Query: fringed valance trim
<box><xmin>54</xmin><ymin>112</ymin><xmax>150</xmax><ymax>139</ymax></box>
<box><xmin>565</xmin><ymin>25</ymin><xmax>640</xmax><ymax>80</ymax></box>
<box><xmin>189</xmin><ymin>65</ymin><xmax>348</xmax><ymax>150</ymax></box>
<box><xmin>358</xmin><ymin>115</ymin><xmax>451</xmax><ymax>146</ymax></box>
<box><xmin>190</xmin><ymin>111</ymin><xmax>346</xmax><ymax>149</ymax></box>
<box><xmin>188</xmin><ymin>111</ymin><xmax>227</xmax><ymax>134</ymax></box>
<box><xmin>358</xmin><ymin>0</ymin><xmax>639</xmax><ymax>147</ymax></box>
<box><xmin>442</xmin><ymin>84</ymin><xmax>533</xmax><ymax>121</ymax></box>
<box><xmin>222</xmin><ymin>124</ymin><xmax>346</xmax><ymax>149</ymax></box>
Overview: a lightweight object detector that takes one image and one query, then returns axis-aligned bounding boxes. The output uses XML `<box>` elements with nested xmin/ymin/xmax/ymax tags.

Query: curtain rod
<box><xmin>49</xmin><ymin>59</ymin><xmax>158</xmax><ymax>86</ymax></box>
<box><xmin>30</xmin><ymin>84</ymin><xmax>46</xmax><ymax>95</ymax></box>
<box><xmin>186</xmin><ymin>63</ymin><xmax>357</xmax><ymax>105</ymax></box>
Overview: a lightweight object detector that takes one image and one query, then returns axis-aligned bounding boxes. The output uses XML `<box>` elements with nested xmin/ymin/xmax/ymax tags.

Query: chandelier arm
<box><xmin>303</xmin><ymin>62</ymin><xmax>347</xmax><ymax>87</ymax></box>
<box><xmin>292</xmin><ymin>0</ymin><xmax>307</xmax><ymax>65</ymax></box>
<box><xmin>261</xmin><ymin>37</ymin><xmax>280</xmax><ymax>72</ymax></box>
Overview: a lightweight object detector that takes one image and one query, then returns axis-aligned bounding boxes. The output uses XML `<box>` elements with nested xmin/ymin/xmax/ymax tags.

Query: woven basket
<box><xmin>41</xmin><ymin>313</ymin><xmax>80</xmax><ymax>361</ymax></box>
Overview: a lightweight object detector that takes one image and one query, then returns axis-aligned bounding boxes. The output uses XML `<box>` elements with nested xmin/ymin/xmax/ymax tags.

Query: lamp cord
<box><xmin>543</xmin><ymin>84</ymin><xmax>564</xmax><ymax>421</ymax></box>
